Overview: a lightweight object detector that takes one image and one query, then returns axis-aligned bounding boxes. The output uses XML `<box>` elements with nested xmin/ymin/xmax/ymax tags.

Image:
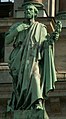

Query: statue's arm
<box><xmin>5</xmin><ymin>28</ymin><xmax>18</xmax><ymax>44</ymax></box>
<box><xmin>5</xmin><ymin>23</ymin><xmax>25</xmax><ymax>44</ymax></box>
<box><xmin>48</xmin><ymin>21</ymin><xmax>62</xmax><ymax>44</ymax></box>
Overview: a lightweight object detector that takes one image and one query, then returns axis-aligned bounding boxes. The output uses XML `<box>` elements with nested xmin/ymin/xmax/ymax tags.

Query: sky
<box><xmin>1</xmin><ymin>0</ymin><xmax>14</xmax><ymax>2</ymax></box>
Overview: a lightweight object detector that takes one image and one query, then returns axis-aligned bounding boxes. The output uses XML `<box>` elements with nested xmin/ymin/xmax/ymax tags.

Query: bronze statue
<box><xmin>5</xmin><ymin>1</ymin><xmax>62</xmax><ymax>112</ymax></box>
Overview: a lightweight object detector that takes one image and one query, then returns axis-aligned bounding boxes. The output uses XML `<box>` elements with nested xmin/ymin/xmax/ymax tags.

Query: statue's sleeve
<box><xmin>40</xmin><ymin>24</ymin><xmax>47</xmax><ymax>44</ymax></box>
<box><xmin>5</xmin><ymin>23</ymin><xmax>20</xmax><ymax>44</ymax></box>
<box><xmin>37</xmin><ymin>23</ymin><xmax>48</xmax><ymax>60</ymax></box>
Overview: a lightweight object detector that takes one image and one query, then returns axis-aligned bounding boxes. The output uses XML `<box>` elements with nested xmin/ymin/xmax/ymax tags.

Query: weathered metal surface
<box><xmin>13</xmin><ymin>110</ymin><xmax>49</xmax><ymax>119</ymax></box>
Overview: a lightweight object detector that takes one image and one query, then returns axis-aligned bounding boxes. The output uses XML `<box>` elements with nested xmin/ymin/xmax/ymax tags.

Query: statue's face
<box><xmin>24</xmin><ymin>4</ymin><xmax>38</xmax><ymax>19</ymax></box>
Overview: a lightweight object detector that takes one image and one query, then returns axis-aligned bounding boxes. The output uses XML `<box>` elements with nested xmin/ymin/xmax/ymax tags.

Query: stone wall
<box><xmin>0</xmin><ymin>18</ymin><xmax>66</xmax><ymax>119</ymax></box>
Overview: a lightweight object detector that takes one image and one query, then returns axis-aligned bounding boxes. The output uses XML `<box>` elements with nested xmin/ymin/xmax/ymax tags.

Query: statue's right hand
<box><xmin>16</xmin><ymin>24</ymin><xmax>23</xmax><ymax>32</ymax></box>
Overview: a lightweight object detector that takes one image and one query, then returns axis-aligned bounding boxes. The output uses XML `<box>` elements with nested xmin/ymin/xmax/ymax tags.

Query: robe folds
<box><xmin>5</xmin><ymin>22</ymin><xmax>57</xmax><ymax>111</ymax></box>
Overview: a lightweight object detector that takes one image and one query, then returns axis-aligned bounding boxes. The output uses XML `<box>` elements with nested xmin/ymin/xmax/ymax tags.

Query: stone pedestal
<box><xmin>13</xmin><ymin>109</ymin><xmax>49</xmax><ymax>119</ymax></box>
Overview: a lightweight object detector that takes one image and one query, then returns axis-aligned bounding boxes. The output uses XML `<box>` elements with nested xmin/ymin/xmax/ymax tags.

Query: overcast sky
<box><xmin>1</xmin><ymin>0</ymin><xmax>14</xmax><ymax>2</ymax></box>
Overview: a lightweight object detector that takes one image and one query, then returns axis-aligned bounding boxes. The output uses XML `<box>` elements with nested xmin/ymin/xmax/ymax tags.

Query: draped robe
<box><xmin>5</xmin><ymin>22</ymin><xmax>57</xmax><ymax>111</ymax></box>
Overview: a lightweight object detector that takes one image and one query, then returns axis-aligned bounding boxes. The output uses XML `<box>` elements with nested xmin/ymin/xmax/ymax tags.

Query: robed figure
<box><xmin>5</xmin><ymin>1</ymin><xmax>62</xmax><ymax>112</ymax></box>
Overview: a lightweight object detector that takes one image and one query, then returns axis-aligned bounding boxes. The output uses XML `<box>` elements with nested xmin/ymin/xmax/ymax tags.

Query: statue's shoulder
<box><xmin>35</xmin><ymin>21</ymin><xmax>47</xmax><ymax>28</ymax></box>
<box><xmin>9</xmin><ymin>22</ymin><xmax>22</xmax><ymax>30</ymax></box>
<box><xmin>9</xmin><ymin>22</ymin><xmax>27</xmax><ymax>32</ymax></box>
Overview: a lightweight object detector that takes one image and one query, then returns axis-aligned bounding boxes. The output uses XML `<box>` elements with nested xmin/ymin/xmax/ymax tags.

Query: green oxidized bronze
<box><xmin>5</xmin><ymin>3</ymin><xmax>62</xmax><ymax>113</ymax></box>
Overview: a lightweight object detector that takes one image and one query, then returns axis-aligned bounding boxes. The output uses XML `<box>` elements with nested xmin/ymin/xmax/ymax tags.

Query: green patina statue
<box><xmin>5</xmin><ymin>3</ymin><xmax>62</xmax><ymax>112</ymax></box>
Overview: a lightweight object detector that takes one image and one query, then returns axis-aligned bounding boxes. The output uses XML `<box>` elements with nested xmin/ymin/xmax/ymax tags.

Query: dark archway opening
<box><xmin>0</xmin><ymin>33</ymin><xmax>5</xmax><ymax>62</ymax></box>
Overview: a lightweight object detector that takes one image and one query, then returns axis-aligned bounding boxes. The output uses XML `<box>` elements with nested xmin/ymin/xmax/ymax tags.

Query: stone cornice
<box><xmin>0</xmin><ymin>17</ymin><xmax>55</xmax><ymax>32</ymax></box>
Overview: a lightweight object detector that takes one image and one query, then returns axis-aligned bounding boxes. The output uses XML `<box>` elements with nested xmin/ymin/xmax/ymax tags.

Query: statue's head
<box><xmin>24</xmin><ymin>4</ymin><xmax>39</xmax><ymax>19</ymax></box>
<box><xmin>22</xmin><ymin>0</ymin><xmax>44</xmax><ymax>19</ymax></box>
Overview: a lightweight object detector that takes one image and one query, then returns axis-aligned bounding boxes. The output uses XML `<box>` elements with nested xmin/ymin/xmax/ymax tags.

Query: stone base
<box><xmin>2</xmin><ymin>108</ymin><xmax>49</xmax><ymax>119</ymax></box>
<box><xmin>13</xmin><ymin>109</ymin><xmax>49</xmax><ymax>119</ymax></box>
<box><xmin>2</xmin><ymin>112</ymin><xmax>13</xmax><ymax>119</ymax></box>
